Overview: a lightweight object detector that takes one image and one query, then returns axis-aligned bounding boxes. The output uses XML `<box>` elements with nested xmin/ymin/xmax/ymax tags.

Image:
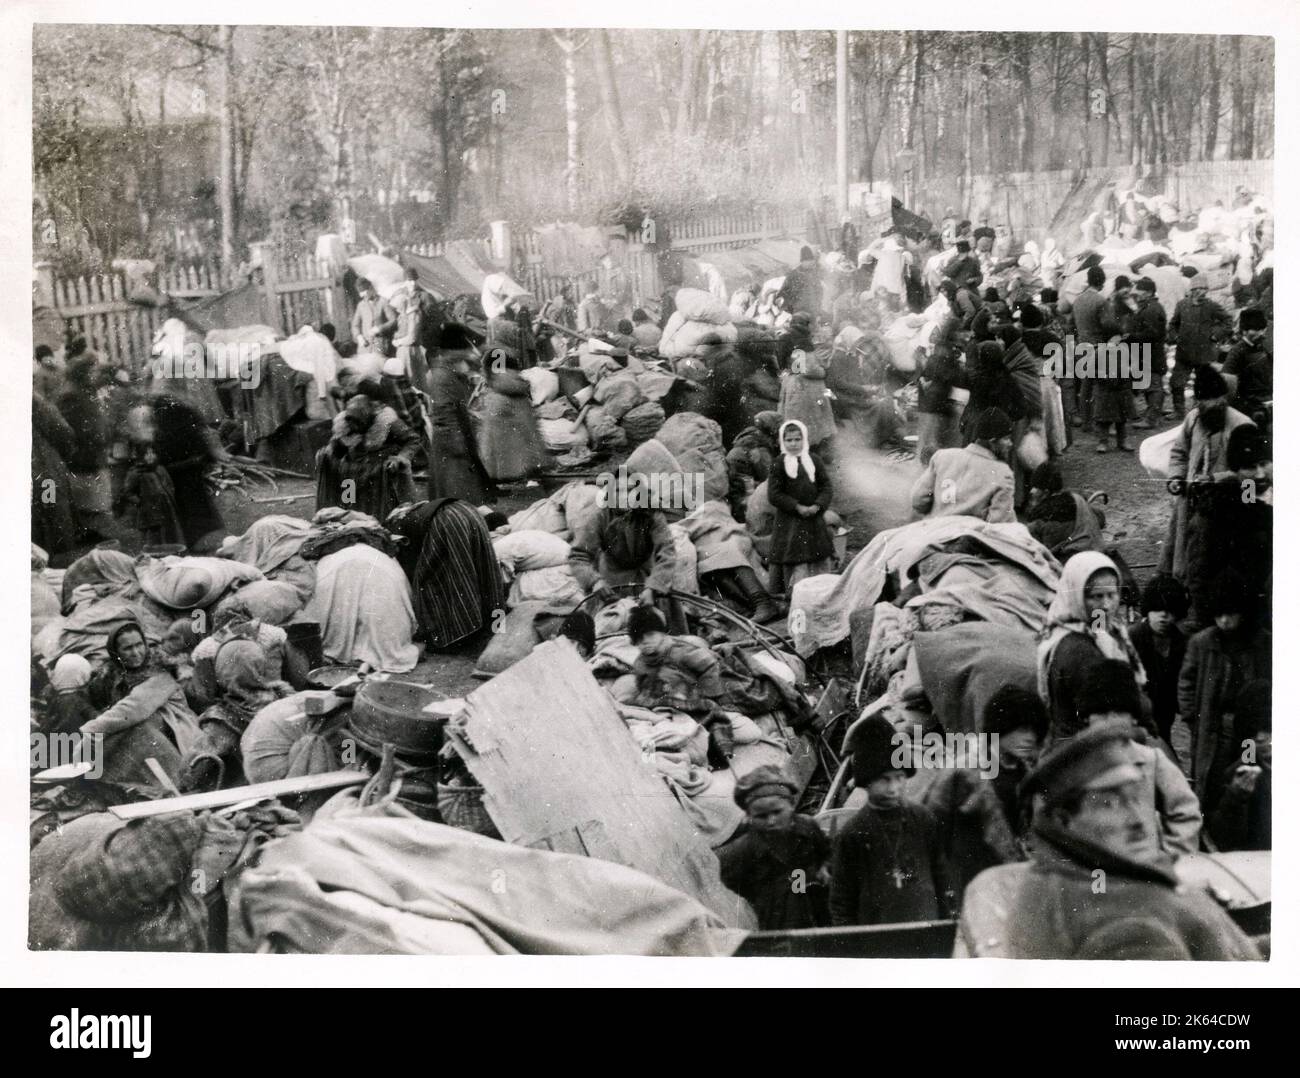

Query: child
<box><xmin>1128</xmin><ymin>575</ymin><xmax>1189</xmax><ymax>753</ymax></box>
<box><xmin>628</xmin><ymin>604</ymin><xmax>735</xmax><ymax>766</ymax></box>
<box><xmin>42</xmin><ymin>653</ymin><xmax>96</xmax><ymax>738</ymax></box>
<box><xmin>717</xmin><ymin>765</ymin><xmax>830</xmax><ymax>930</ymax></box>
<box><xmin>1207</xmin><ymin>680</ymin><xmax>1271</xmax><ymax>852</ymax></box>
<box><xmin>120</xmin><ymin>443</ymin><xmax>185</xmax><ymax>547</ymax></box>
<box><xmin>1077</xmin><ymin>661</ymin><xmax>1202</xmax><ymax>858</ymax></box>
<box><xmin>830</xmin><ymin>714</ymin><xmax>954</xmax><ymax>926</ymax></box>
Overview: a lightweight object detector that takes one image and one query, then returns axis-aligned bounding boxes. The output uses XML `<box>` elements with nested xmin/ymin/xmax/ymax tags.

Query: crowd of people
<box><xmin>29</xmin><ymin>191</ymin><xmax>1272</xmax><ymax>958</ymax></box>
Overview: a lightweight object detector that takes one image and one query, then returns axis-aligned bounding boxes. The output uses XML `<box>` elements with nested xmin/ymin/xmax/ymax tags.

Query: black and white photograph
<box><xmin>4</xmin><ymin>2</ymin><xmax>1295</xmax><ymax>1003</ymax></box>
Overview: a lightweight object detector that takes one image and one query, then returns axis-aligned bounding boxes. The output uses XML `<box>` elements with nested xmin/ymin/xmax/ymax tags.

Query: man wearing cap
<box><xmin>1126</xmin><ymin>278</ymin><xmax>1169</xmax><ymax>428</ymax></box>
<box><xmin>1002</xmin><ymin>721</ymin><xmax>1259</xmax><ymax>960</ymax></box>
<box><xmin>910</xmin><ymin>406</ymin><xmax>1016</xmax><ymax>523</ymax></box>
<box><xmin>1168</xmin><ymin>274</ymin><xmax>1233</xmax><ymax>419</ymax></box>
<box><xmin>1222</xmin><ymin>308</ymin><xmax>1272</xmax><ymax>424</ymax></box>
<box><xmin>776</xmin><ymin>246</ymin><xmax>824</xmax><ymax>319</ymax></box>
<box><xmin>1160</xmin><ymin>366</ymin><xmax>1255</xmax><ymax>580</ymax></box>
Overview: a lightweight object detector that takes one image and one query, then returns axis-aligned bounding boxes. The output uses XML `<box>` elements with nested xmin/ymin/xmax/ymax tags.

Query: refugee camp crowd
<box><xmin>29</xmin><ymin>183</ymin><xmax>1271</xmax><ymax>958</ymax></box>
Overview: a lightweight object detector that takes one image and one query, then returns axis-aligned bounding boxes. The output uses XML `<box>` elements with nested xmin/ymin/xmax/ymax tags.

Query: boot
<box><xmin>734</xmin><ymin>566</ymin><xmax>781</xmax><ymax>624</ymax></box>
<box><xmin>705</xmin><ymin>715</ymin><xmax>736</xmax><ymax>769</ymax></box>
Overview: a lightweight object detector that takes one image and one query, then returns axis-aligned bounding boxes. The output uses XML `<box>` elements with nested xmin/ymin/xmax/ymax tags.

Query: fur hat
<box><xmin>733</xmin><ymin>764</ymin><xmax>800</xmax><ymax>809</ymax></box>
<box><xmin>1030</xmin><ymin>460</ymin><xmax>1064</xmax><ymax>493</ymax></box>
<box><xmin>1135</xmin><ymin>277</ymin><xmax>1157</xmax><ymax>293</ymax></box>
<box><xmin>1039</xmin><ymin>287</ymin><xmax>1058</xmax><ymax>303</ymax></box>
<box><xmin>1017</xmin><ymin>302</ymin><xmax>1045</xmax><ymax>329</ymax></box>
<box><xmin>1239</xmin><ymin>307</ymin><xmax>1268</xmax><ymax>332</ymax></box>
<box><xmin>982</xmin><ymin>684</ymin><xmax>1049</xmax><ymax>740</ymax></box>
<box><xmin>1193</xmin><ymin>365</ymin><xmax>1229</xmax><ymax>401</ymax></box>
<box><xmin>627</xmin><ymin>603</ymin><xmax>668</xmax><ymax>643</ymax></box>
<box><xmin>799</xmin><ymin>245</ymin><xmax>815</xmax><ymax>262</ymax></box>
<box><xmin>558</xmin><ymin>610</ymin><xmax>596</xmax><ymax>656</ymax></box>
<box><xmin>1226</xmin><ymin>424</ymin><xmax>1268</xmax><ymax>471</ymax></box>
<box><xmin>1086</xmin><ymin>265</ymin><xmax>1107</xmax><ymax>288</ymax></box>
<box><xmin>850</xmin><ymin>713</ymin><xmax>911</xmax><ymax>786</ymax></box>
<box><xmin>1140</xmin><ymin>574</ymin><xmax>1189</xmax><ymax>619</ymax></box>
<box><xmin>975</xmin><ymin>407</ymin><xmax>1013</xmax><ymax>441</ymax></box>
<box><xmin>1076</xmin><ymin>660</ymin><xmax>1144</xmax><ymax>724</ymax></box>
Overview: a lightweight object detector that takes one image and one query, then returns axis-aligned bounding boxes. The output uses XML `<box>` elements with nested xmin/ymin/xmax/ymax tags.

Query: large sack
<box><xmin>492</xmin><ymin>531</ymin><xmax>571</xmax><ymax>578</ymax></box>
<box><xmin>137</xmin><ymin>556</ymin><xmax>264</xmax><ymax>610</ymax></box>
<box><xmin>658</xmin><ymin>311</ymin><xmax>688</xmax><ymax>358</ymax></box>
<box><xmin>216</xmin><ymin>580</ymin><xmax>305</xmax><ymax>626</ymax></box>
<box><xmin>538</xmin><ymin>417</ymin><xmax>588</xmax><ymax>452</ymax></box>
<box><xmin>622</xmin><ymin>401</ymin><xmax>667</xmax><ymax>445</ymax></box>
<box><xmin>674</xmin><ymin>287</ymin><xmax>731</xmax><ymax>325</ymax></box>
<box><xmin>655</xmin><ymin>413</ymin><xmax>729</xmax><ymax>503</ymax></box>
<box><xmin>584</xmin><ymin>405</ymin><xmax>627</xmax><ymax>450</ymax></box>
<box><xmin>241</xmin><ymin>693</ymin><xmax>341</xmax><ymax>784</ymax></box>
<box><xmin>592</xmin><ymin>371</ymin><xmax>644</xmax><ymax>421</ymax></box>
<box><xmin>668</xmin><ymin>524</ymin><xmax>700</xmax><ymax>594</ymax></box>
<box><xmin>661</xmin><ymin>318</ymin><xmax>738</xmax><ymax>360</ymax></box>
<box><xmin>508</xmin><ymin>565</ymin><xmax>585</xmax><ymax>608</ymax></box>
<box><xmin>521</xmin><ymin>367</ymin><xmax>560</xmax><ymax>407</ymax></box>
<box><xmin>1139</xmin><ymin>424</ymin><xmax>1181</xmax><ymax>479</ymax></box>
<box><xmin>347</xmin><ymin>254</ymin><xmax>406</xmax><ymax>299</ymax></box>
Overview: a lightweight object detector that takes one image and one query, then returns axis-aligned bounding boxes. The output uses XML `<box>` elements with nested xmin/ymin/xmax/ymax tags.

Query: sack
<box><xmin>492</xmin><ymin>531</ymin><xmax>571</xmax><ymax>577</ymax></box>
<box><xmin>674</xmin><ymin>287</ymin><xmax>731</xmax><ymax>325</ymax></box>
<box><xmin>584</xmin><ymin>405</ymin><xmax>628</xmax><ymax>450</ymax></box>
<box><xmin>240</xmin><ymin>693</ymin><xmax>340</xmax><ymax>784</ymax></box>
<box><xmin>1139</xmin><ymin>423</ymin><xmax>1181</xmax><ymax>479</ymax></box>
<box><xmin>621</xmin><ymin>401</ymin><xmax>666</xmax><ymax>445</ymax></box>
<box><xmin>521</xmin><ymin>367</ymin><xmax>560</xmax><ymax>407</ymax></box>
<box><xmin>592</xmin><ymin>372</ymin><xmax>644</xmax><ymax>421</ymax></box>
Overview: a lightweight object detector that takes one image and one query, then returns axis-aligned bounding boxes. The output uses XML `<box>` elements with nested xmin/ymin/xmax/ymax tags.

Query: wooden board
<box><xmin>446</xmin><ymin>639</ymin><xmax>754</xmax><ymax>928</ymax></box>
<box><xmin>108</xmin><ymin>770</ymin><xmax>367</xmax><ymax>819</ymax></box>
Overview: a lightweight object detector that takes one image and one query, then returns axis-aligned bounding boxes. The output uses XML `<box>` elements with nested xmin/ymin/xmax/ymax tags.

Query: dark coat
<box><xmin>922</xmin><ymin>764</ymin><xmax>1030</xmax><ymax>901</ymax></box>
<box><xmin>1223</xmin><ymin>339</ymin><xmax>1272</xmax><ymax>417</ymax></box>
<box><xmin>1129</xmin><ymin>620</ymin><xmax>1187</xmax><ymax>743</ymax></box>
<box><xmin>718</xmin><ymin>815</ymin><xmax>830</xmax><ymax>931</ymax></box>
<box><xmin>1003</xmin><ymin>822</ymin><xmax>1260</xmax><ymax>960</ymax></box>
<box><xmin>1206</xmin><ymin>765</ymin><xmax>1271</xmax><ymax>852</ymax></box>
<box><xmin>766</xmin><ymin>454</ymin><xmax>834</xmax><ymax>566</ymax></box>
<box><xmin>477</xmin><ymin>370</ymin><xmax>545</xmax><ymax>482</ymax></box>
<box><xmin>425</xmin><ymin>362</ymin><xmax>494</xmax><ymax>503</ymax></box>
<box><xmin>725</xmin><ymin>426</ymin><xmax>775</xmax><ymax>519</ymax></box>
<box><xmin>776</xmin><ymin>265</ymin><xmax>823</xmax><ymax>318</ymax></box>
<box><xmin>1178</xmin><ymin>626</ymin><xmax>1272</xmax><ymax>807</ymax></box>
<box><xmin>57</xmin><ymin>384</ymin><xmax>108</xmax><ymax>475</ymax></box>
<box><xmin>1183</xmin><ymin>479</ymin><xmax>1271</xmax><ymax>627</ymax></box>
<box><xmin>1169</xmin><ymin>297</ymin><xmax>1233</xmax><ymax>368</ymax></box>
<box><xmin>32</xmin><ymin>395</ymin><xmax>78</xmax><ymax>557</ymax></box>
<box><xmin>1044</xmin><ymin>632</ymin><xmax>1111</xmax><ymax>744</ymax></box>
<box><xmin>1126</xmin><ymin>299</ymin><xmax>1168</xmax><ymax>349</ymax></box>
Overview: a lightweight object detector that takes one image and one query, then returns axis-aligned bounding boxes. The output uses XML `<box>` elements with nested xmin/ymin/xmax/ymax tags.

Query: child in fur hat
<box><xmin>829</xmin><ymin>714</ymin><xmax>954</xmax><ymax>926</ymax></box>
<box><xmin>717</xmin><ymin>765</ymin><xmax>830</xmax><ymax>930</ymax></box>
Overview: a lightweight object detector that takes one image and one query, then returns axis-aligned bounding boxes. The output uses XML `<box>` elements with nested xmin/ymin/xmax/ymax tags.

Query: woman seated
<box><xmin>315</xmin><ymin>381</ymin><xmax>420</xmax><ymax>523</ymax></box>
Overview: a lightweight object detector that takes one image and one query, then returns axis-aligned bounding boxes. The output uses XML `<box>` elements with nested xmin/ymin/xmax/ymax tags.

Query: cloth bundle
<box><xmin>492</xmin><ymin>530</ymin><xmax>572</xmax><ymax>580</ymax></box>
<box><xmin>591</xmin><ymin>371</ymin><xmax>644</xmax><ymax>421</ymax></box>
<box><xmin>240</xmin><ymin>692</ymin><xmax>344</xmax><ymax>784</ymax></box>
<box><xmin>521</xmin><ymin>367</ymin><xmax>560</xmax><ymax>407</ymax></box>
<box><xmin>137</xmin><ymin>556</ymin><xmax>265</xmax><ymax>610</ymax></box>
<box><xmin>621</xmin><ymin>401</ymin><xmax>667</xmax><ymax>445</ymax></box>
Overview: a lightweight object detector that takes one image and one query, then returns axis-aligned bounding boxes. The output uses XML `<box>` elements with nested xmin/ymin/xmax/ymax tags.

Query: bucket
<box><xmin>350</xmin><ymin>680</ymin><xmax>449</xmax><ymax>759</ymax></box>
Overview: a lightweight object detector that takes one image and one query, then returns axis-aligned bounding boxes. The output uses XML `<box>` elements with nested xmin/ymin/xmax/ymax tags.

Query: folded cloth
<box><xmin>228</xmin><ymin>797</ymin><xmax>739</xmax><ymax>955</ymax></box>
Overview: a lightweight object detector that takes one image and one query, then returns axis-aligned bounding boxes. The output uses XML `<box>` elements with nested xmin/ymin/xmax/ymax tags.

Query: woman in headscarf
<box><xmin>476</xmin><ymin>349</ymin><xmax>545</xmax><ymax>483</ymax></box>
<box><xmin>386</xmin><ymin>499</ymin><xmax>508</xmax><ymax>651</ymax></box>
<box><xmin>778</xmin><ymin>342</ymin><xmax>837</xmax><ymax>460</ymax></box>
<box><xmin>179</xmin><ymin>638</ymin><xmax>290</xmax><ymax>791</ymax></box>
<box><xmin>80</xmin><ymin>620</ymin><xmax>203</xmax><ymax>790</ymax></box>
<box><xmin>1038</xmin><ymin>551</ymin><xmax>1148</xmax><ymax>745</ymax></box>
<box><xmin>57</xmin><ymin>355</ymin><xmax>114</xmax><ymax>543</ymax></box>
<box><xmin>426</xmin><ymin>323</ymin><xmax>496</xmax><ymax>504</ymax></box>
<box><xmin>315</xmin><ymin>380</ymin><xmax>421</xmax><ymax>522</ymax></box>
<box><xmin>188</xmin><ymin>602</ymin><xmax>290</xmax><ymax>712</ymax></box>
<box><xmin>766</xmin><ymin>420</ymin><xmax>836</xmax><ymax>596</ymax></box>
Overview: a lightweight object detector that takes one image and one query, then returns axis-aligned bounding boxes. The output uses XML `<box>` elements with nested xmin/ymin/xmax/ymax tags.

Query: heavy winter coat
<box><xmin>766</xmin><ymin>453</ymin><xmax>834</xmax><ymax>566</ymax></box>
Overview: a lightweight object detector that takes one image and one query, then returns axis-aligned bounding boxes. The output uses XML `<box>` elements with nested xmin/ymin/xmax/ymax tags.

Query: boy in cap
<box><xmin>717</xmin><ymin>764</ymin><xmax>830</xmax><ymax>930</ymax></box>
<box><xmin>829</xmin><ymin>714</ymin><xmax>954</xmax><ymax>926</ymax></box>
<box><xmin>1076</xmin><ymin>660</ymin><xmax>1201</xmax><ymax>858</ymax></box>
<box><xmin>1126</xmin><ymin>277</ymin><xmax>1168</xmax><ymax>428</ymax></box>
<box><xmin>628</xmin><ymin>605</ymin><xmax>735</xmax><ymax>766</ymax></box>
<box><xmin>910</xmin><ymin>406</ymin><xmax>1016</xmax><ymax>523</ymax></box>
<box><xmin>1128</xmin><ymin>575</ymin><xmax>1189</xmax><ymax>752</ymax></box>
<box><xmin>1222</xmin><ymin>307</ymin><xmax>1272</xmax><ymax>425</ymax></box>
<box><xmin>1002</xmin><ymin>721</ymin><xmax>1259</xmax><ymax>959</ymax></box>
<box><xmin>922</xmin><ymin>685</ymin><xmax>1047</xmax><ymax>902</ymax></box>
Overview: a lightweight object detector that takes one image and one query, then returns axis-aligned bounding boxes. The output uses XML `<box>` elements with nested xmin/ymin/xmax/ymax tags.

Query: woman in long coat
<box><xmin>477</xmin><ymin>353</ymin><xmax>545</xmax><ymax>483</ymax></box>
<box><xmin>425</xmin><ymin>324</ymin><xmax>495</xmax><ymax>504</ymax></box>
<box><xmin>315</xmin><ymin>382</ymin><xmax>421</xmax><ymax>522</ymax></box>
<box><xmin>766</xmin><ymin>420</ymin><xmax>836</xmax><ymax>596</ymax></box>
<box><xmin>778</xmin><ymin>344</ymin><xmax>837</xmax><ymax>455</ymax></box>
<box><xmin>150</xmin><ymin>392</ymin><xmax>229</xmax><ymax>552</ymax></box>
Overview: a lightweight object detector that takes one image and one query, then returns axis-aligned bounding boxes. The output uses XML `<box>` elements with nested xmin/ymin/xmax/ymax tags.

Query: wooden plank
<box><xmin>445</xmin><ymin>639</ymin><xmax>753</xmax><ymax>927</ymax></box>
<box><xmin>107</xmin><ymin>769</ymin><xmax>368</xmax><ymax>819</ymax></box>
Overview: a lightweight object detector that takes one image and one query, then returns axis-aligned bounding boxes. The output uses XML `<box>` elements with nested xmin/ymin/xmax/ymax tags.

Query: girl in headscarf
<box><xmin>1038</xmin><ymin>551</ymin><xmax>1147</xmax><ymax>744</ymax></box>
<box><xmin>766</xmin><ymin>420</ymin><xmax>836</xmax><ymax>596</ymax></box>
<box><xmin>42</xmin><ymin>654</ymin><xmax>96</xmax><ymax>737</ymax></box>
<box><xmin>180</xmin><ymin>638</ymin><xmax>290</xmax><ymax>791</ymax></box>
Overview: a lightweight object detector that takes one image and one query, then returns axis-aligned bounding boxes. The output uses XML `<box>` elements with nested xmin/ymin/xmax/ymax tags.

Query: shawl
<box><xmin>1036</xmin><ymin>551</ymin><xmax>1147</xmax><ymax>699</ymax></box>
<box><xmin>778</xmin><ymin>419</ymin><xmax>815</xmax><ymax>481</ymax></box>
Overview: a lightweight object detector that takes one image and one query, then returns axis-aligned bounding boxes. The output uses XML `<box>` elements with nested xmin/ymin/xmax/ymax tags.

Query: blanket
<box><xmin>305</xmin><ymin>543</ymin><xmax>419</xmax><ymax>673</ymax></box>
<box><xmin>137</xmin><ymin>556</ymin><xmax>265</xmax><ymax>610</ymax></box>
<box><xmin>227</xmin><ymin>798</ymin><xmax>739</xmax><ymax>956</ymax></box>
<box><xmin>789</xmin><ymin>517</ymin><xmax>1060</xmax><ymax>656</ymax></box>
<box><xmin>910</xmin><ymin>623</ymin><xmax>1040</xmax><ymax>734</ymax></box>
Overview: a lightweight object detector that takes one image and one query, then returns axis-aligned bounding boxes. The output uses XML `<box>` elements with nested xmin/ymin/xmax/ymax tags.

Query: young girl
<box><xmin>765</xmin><ymin>420</ymin><xmax>835</xmax><ymax>597</ymax></box>
<box><xmin>1038</xmin><ymin>551</ymin><xmax>1148</xmax><ymax>744</ymax></box>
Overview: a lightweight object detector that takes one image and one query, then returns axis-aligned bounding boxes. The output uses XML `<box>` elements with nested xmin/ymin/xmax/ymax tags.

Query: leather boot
<box><xmin>734</xmin><ymin>566</ymin><xmax>781</xmax><ymax>624</ymax></box>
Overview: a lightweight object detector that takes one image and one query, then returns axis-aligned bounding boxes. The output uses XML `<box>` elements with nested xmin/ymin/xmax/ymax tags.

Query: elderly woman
<box><xmin>81</xmin><ymin>621</ymin><xmax>203</xmax><ymax>789</ymax></box>
<box><xmin>765</xmin><ymin>420</ymin><xmax>836</xmax><ymax>596</ymax></box>
<box><xmin>1038</xmin><ymin>551</ymin><xmax>1148</xmax><ymax>745</ymax></box>
<box><xmin>315</xmin><ymin>380</ymin><xmax>421</xmax><ymax>522</ymax></box>
<box><xmin>476</xmin><ymin>351</ymin><xmax>545</xmax><ymax>484</ymax></box>
<box><xmin>179</xmin><ymin>638</ymin><xmax>291</xmax><ymax>791</ymax></box>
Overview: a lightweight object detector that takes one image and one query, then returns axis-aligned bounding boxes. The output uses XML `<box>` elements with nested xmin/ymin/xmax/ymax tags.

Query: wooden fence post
<box><xmin>250</xmin><ymin>241</ymin><xmax>282</xmax><ymax>334</ymax></box>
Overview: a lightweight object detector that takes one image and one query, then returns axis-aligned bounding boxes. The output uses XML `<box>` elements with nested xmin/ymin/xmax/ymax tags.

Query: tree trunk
<box><xmin>551</xmin><ymin>30</ymin><xmax>583</xmax><ymax>213</ymax></box>
<box><xmin>961</xmin><ymin>63</ymin><xmax>974</xmax><ymax>207</ymax></box>
<box><xmin>906</xmin><ymin>32</ymin><xmax>924</xmax><ymax>149</ymax></box>
<box><xmin>217</xmin><ymin>25</ymin><xmax>237</xmax><ymax>266</ymax></box>
<box><xmin>1014</xmin><ymin>34</ymin><xmax>1033</xmax><ymax>171</ymax></box>
<box><xmin>1093</xmin><ymin>33</ymin><xmax>1113</xmax><ymax>166</ymax></box>
<box><xmin>1230</xmin><ymin>36</ymin><xmax>1244</xmax><ymax>158</ymax></box>
<box><xmin>1079</xmin><ymin>34</ymin><xmax>1093</xmax><ymax>168</ymax></box>
<box><xmin>1047</xmin><ymin>35</ymin><xmax>1063</xmax><ymax>169</ymax></box>
<box><xmin>1128</xmin><ymin>35</ymin><xmax>1141</xmax><ymax>165</ymax></box>
<box><xmin>979</xmin><ymin>43</ymin><xmax>994</xmax><ymax>172</ymax></box>
<box><xmin>1203</xmin><ymin>38</ymin><xmax>1221</xmax><ymax>160</ymax></box>
<box><xmin>593</xmin><ymin>29</ymin><xmax>633</xmax><ymax>185</ymax></box>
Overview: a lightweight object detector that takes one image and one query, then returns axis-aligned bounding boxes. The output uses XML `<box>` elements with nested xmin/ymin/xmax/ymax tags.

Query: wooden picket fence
<box><xmin>42</xmin><ymin>254</ymin><xmax>350</xmax><ymax>374</ymax></box>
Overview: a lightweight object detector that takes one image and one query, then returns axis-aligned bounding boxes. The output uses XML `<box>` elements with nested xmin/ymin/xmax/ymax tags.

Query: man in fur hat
<box><xmin>829</xmin><ymin>714</ymin><xmax>954</xmax><ymax>926</ymax></box>
<box><xmin>1001</xmin><ymin>721</ymin><xmax>1259</xmax><ymax>960</ymax></box>
<box><xmin>1168</xmin><ymin>273</ymin><xmax>1233</xmax><ymax>419</ymax></box>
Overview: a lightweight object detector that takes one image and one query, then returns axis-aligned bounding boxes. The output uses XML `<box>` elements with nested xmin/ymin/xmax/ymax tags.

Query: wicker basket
<box><xmin>436</xmin><ymin>781</ymin><xmax>501</xmax><ymax>838</ymax></box>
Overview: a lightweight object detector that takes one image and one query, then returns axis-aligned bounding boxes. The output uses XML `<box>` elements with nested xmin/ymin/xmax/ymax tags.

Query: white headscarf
<box><xmin>778</xmin><ymin>419</ymin><xmax>815</xmax><ymax>481</ymax></box>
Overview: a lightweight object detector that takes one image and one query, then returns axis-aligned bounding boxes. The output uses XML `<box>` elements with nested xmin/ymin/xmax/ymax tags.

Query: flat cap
<box><xmin>1019</xmin><ymin>719</ymin><xmax>1140</xmax><ymax>806</ymax></box>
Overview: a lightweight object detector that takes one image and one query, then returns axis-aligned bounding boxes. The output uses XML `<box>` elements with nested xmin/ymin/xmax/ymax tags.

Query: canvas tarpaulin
<box><xmin>910</xmin><ymin>623</ymin><xmax>1041</xmax><ymax>734</ymax></box>
<box><xmin>228</xmin><ymin>797</ymin><xmax>740</xmax><ymax>955</ymax></box>
<box><xmin>401</xmin><ymin>240</ymin><xmax>499</xmax><ymax>300</ymax></box>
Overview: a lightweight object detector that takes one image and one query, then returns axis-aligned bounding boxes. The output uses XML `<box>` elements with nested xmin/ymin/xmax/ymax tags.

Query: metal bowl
<box><xmin>306</xmin><ymin>664</ymin><xmax>362</xmax><ymax>693</ymax></box>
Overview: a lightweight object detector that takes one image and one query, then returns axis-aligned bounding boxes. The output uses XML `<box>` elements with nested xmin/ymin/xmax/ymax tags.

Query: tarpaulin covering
<box><xmin>911</xmin><ymin>623</ymin><xmax>1041</xmax><ymax>734</ymax></box>
<box><xmin>228</xmin><ymin>797</ymin><xmax>739</xmax><ymax>955</ymax></box>
<box><xmin>401</xmin><ymin>240</ymin><xmax>500</xmax><ymax>300</ymax></box>
<box><xmin>683</xmin><ymin>246</ymin><xmax>796</xmax><ymax>294</ymax></box>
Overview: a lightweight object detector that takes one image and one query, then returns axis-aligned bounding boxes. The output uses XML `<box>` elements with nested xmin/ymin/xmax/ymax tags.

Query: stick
<box><xmin>144</xmin><ymin>757</ymin><xmax>181</xmax><ymax>797</ymax></box>
<box><xmin>251</xmin><ymin>493</ymin><xmax>311</xmax><ymax>504</ymax></box>
<box><xmin>108</xmin><ymin>769</ymin><xmax>368</xmax><ymax>819</ymax></box>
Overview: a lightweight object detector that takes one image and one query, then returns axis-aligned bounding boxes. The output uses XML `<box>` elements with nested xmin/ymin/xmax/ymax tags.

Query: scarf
<box><xmin>1036</xmin><ymin>551</ymin><xmax>1147</xmax><ymax>699</ymax></box>
<box><xmin>105</xmin><ymin>621</ymin><xmax>164</xmax><ymax>691</ymax></box>
<box><xmin>778</xmin><ymin>419</ymin><xmax>815</xmax><ymax>481</ymax></box>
